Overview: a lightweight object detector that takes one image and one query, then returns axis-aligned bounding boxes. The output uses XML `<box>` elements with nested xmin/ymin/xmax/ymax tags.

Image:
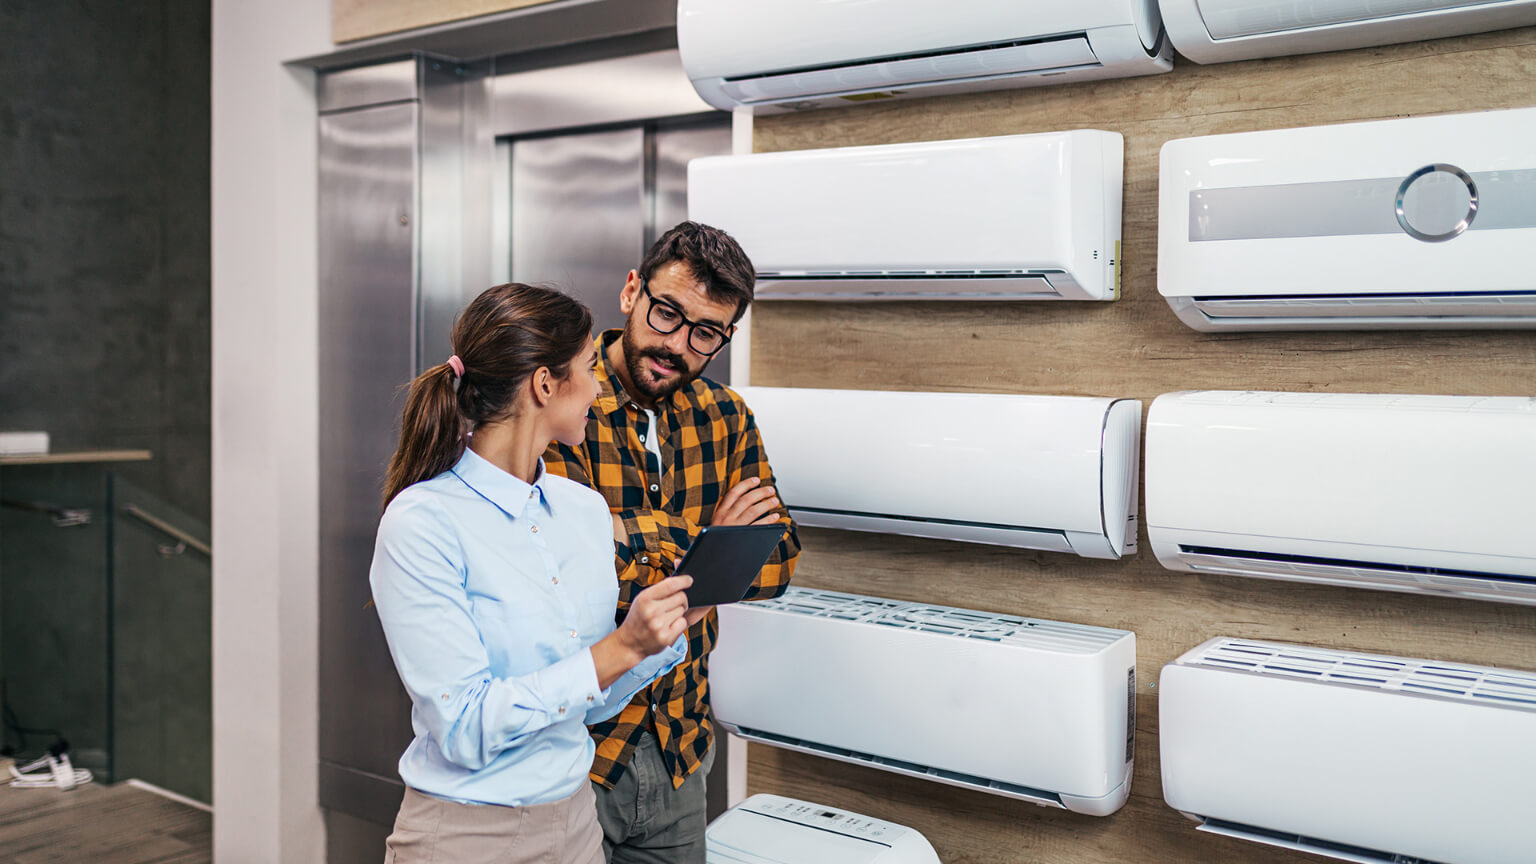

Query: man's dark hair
<box><xmin>639</xmin><ymin>221</ymin><xmax>755</xmax><ymax>323</ymax></box>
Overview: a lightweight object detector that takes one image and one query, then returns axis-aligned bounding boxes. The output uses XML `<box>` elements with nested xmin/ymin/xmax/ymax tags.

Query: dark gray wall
<box><xmin>0</xmin><ymin>0</ymin><xmax>211</xmax><ymax>802</ymax></box>
<box><xmin>0</xmin><ymin>0</ymin><xmax>211</xmax><ymax>522</ymax></box>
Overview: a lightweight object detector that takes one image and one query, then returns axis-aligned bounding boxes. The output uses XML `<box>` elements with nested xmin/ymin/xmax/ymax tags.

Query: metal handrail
<box><xmin>123</xmin><ymin>503</ymin><xmax>212</xmax><ymax>558</ymax></box>
<box><xmin>1</xmin><ymin>497</ymin><xmax>91</xmax><ymax>527</ymax></box>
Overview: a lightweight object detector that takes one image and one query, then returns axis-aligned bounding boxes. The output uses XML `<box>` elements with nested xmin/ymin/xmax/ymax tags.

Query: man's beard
<box><xmin>621</xmin><ymin>323</ymin><xmax>696</xmax><ymax>402</ymax></box>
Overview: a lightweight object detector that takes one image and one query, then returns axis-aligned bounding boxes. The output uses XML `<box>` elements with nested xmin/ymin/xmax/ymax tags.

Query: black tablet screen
<box><xmin>675</xmin><ymin>523</ymin><xmax>787</xmax><ymax>607</ymax></box>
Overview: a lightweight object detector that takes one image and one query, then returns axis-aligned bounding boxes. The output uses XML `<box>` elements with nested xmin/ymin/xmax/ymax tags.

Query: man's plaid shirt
<box><xmin>544</xmin><ymin>329</ymin><xmax>800</xmax><ymax>789</ymax></box>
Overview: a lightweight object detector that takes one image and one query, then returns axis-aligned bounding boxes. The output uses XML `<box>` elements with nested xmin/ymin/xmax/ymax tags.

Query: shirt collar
<box><xmin>450</xmin><ymin>446</ymin><xmax>553</xmax><ymax>519</ymax></box>
<box><xmin>594</xmin><ymin>328</ymin><xmax>698</xmax><ymax>417</ymax></box>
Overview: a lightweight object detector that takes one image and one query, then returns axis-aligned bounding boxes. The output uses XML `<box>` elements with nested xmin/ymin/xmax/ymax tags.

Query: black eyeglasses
<box><xmin>641</xmin><ymin>279</ymin><xmax>731</xmax><ymax>357</ymax></box>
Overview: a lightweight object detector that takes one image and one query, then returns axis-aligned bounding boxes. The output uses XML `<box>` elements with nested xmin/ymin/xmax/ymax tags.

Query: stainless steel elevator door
<box><xmin>317</xmin><ymin>102</ymin><xmax>418</xmax><ymax>783</ymax></box>
<box><xmin>651</xmin><ymin>123</ymin><xmax>731</xmax><ymax>244</ymax></box>
<box><xmin>506</xmin><ymin>119</ymin><xmax>731</xmax><ymax>380</ymax></box>
<box><xmin>511</xmin><ymin>128</ymin><xmax>646</xmax><ymax>338</ymax></box>
<box><xmin>651</xmin><ymin>122</ymin><xmax>734</xmax><ymax>379</ymax></box>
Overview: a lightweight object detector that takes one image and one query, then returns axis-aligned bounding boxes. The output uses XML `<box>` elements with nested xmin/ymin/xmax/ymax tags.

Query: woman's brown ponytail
<box><xmin>382</xmin><ymin>283</ymin><xmax>593</xmax><ymax>507</ymax></box>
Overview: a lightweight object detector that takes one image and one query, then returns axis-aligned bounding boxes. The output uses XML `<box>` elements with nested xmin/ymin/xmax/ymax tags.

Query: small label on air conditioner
<box><xmin>1126</xmin><ymin>666</ymin><xmax>1136</xmax><ymax>763</ymax></box>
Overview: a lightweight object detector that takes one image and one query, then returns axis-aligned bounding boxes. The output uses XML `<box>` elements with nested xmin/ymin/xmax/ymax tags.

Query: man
<box><xmin>544</xmin><ymin>221</ymin><xmax>801</xmax><ymax>863</ymax></box>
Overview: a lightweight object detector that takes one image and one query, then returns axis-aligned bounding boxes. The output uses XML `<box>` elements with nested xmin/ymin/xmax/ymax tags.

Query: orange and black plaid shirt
<box><xmin>544</xmin><ymin>329</ymin><xmax>800</xmax><ymax>789</ymax></box>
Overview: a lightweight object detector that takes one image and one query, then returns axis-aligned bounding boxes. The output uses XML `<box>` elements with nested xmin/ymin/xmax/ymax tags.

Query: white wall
<box><xmin>211</xmin><ymin>1</ymin><xmax>330</xmax><ymax>861</ymax></box>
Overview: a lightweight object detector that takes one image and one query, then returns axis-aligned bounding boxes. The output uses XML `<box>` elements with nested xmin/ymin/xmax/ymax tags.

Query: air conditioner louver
<box><xmin>718</xmin><ymin>35</ymin><xmax>1100</xmax><ymax>105</ymax></box>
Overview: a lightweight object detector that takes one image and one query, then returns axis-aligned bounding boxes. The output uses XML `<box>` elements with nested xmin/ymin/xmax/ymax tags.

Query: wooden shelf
<box><xmin>0</xmin><ymin>450</ymin><xmax>153</xmax><ymax>466</ymax></box>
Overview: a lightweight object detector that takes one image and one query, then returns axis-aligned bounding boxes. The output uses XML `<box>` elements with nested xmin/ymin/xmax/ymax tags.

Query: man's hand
<box><xmin>710</xmin><ymin>477</ymin><xmax>781</xmax><ymax>526</ymax></box>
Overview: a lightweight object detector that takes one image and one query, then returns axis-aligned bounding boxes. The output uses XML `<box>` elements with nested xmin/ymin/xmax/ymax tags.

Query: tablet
<box><xmin>675</xmin><ymin>523</ymin><xmax>787</xmax><ymax>607</ymax></box>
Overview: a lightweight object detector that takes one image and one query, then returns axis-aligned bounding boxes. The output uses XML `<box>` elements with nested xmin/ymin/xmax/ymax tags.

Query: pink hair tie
<box><xmin>447</xmin><ymin>355</ymin><xmax>465</xmax><ymax>378</ymax></box>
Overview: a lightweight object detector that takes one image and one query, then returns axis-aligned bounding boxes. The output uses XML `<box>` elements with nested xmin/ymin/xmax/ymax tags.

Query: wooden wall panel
<box><xmin>332</xmin><ymin>0</ymin><xmax>558</xmax><ymax>43</ymax></box>
<box><xmin>741</xmin><ymin>27</ymin><xmax>1536</xmax><ymax>864</ymax></box>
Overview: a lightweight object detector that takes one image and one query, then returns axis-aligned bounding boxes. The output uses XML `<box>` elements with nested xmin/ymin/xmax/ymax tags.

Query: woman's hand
<box><xmin>619</xmin><ymin>576</ymin><xmax>692</xmax><ymax>657</ymax></box>
<box><xmin>591</xmin><ymin>576</ymin><xmax>692</xmax><ymax>689</ymax></box>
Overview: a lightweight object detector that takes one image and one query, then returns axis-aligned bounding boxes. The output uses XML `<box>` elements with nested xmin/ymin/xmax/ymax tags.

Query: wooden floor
<box><xmin>0</xmin><ymin>777</ymin><xmax>210</xmax><ymax>864</ymax></box>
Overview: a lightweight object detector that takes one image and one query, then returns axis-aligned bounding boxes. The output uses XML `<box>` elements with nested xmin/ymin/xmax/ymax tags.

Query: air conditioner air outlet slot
<box><xmin>720</xmin><ymin>35</ymin><xmax>1102</xmax><ymax>104</ymax></box>
<box><xmin>732</xmin><ymin>726</ymin><xmax>1068</xmax><ymax>810</ymax></box>
<box><xmin>754</xmin><ymin>273</ymin><xmax>1071</xmax><ymax>302</ymax></box>
<box><xmin>1178</xmin><ymin>544</ymin><xmax>1535</xmax><ymax>585</ymax></box>
<box><xmin>1196</xmin><ymin>817</ymin><xmax>1446</xmax><ymax>864</ymax></box>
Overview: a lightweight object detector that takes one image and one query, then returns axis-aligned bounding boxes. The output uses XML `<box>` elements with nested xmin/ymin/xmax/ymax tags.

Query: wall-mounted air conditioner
<box><xmin>1161</xmin><ymin>637</ymin><xmax>1536</xmax><ymax>864</ymax></box>
<box><xmin>678</xmin><ymin>0</ymin><xmax>1172</xmax><ymax>114</ymax></box>
<box><xmin>713</xmin><ymin>588</ymin><xmax>1137</xmax><ymax>816</ymax></box>
<box><xmin>1158</xmin><ymin>106</ymin><xmax>1536</xmax><ymax>330</ymax></box>
<box><xmin>1161</xmin><ymin>0</ymin><xmax>1536</xmax><ymax>64</ymax></box>
<box><xmin>689</xmin><ymin>132</ymin><xmax>1124</xmax><ymax>301</ymax></box>
<box><xmin>706</xmin><ymin>794</ymin><xmax>940</xmax><ymax>864</ymax></box>
<box><xmin>1146</xmin><ymin>390</ymin><xmax>1536</xmax><ymax>605</ymax></box>
<box><xmin>738</xmin><ymin>386</ymin><xmax>1140</xmax><ymax>558</ymax></box>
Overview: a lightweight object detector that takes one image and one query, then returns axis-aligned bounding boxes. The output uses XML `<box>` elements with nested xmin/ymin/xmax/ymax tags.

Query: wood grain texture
<box><xmin>0</xmin><ymin>781</ymin><xmax>210</xmax><ymax>863</ymax></box>
<box><xmin>332</xmin><ymin>0</ymin><xmax>559</xmax><ymax>43</ymax></box>
<box><xmin>741</xmin><ymin>27</ymin><xmax>1536</xmax><ymax>864</ymax></box>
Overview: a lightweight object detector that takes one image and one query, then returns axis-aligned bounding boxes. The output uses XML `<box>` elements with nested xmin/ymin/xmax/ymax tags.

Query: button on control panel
<box><xmin>746</xmin><ymin>797</ymin><xmax>900</xmax><ymax>840</ymax></box>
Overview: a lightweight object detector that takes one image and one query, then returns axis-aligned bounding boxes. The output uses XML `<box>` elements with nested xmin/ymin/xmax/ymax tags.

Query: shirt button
<box><xmin>586</xmin><ymin>695</ymin><xmax>594</xmax><ymax>703</ymax></box>
<box><xmin>551</xmin><ymin>576</ymin><xmax>559</xmax><ymax>585</ymax></box>
<box><xmin>558</xmin><ymin>706</ymin><xmax>567</xmax><ymax>715</ymax></box>
<box><xmin>639</xmin><ymin>555</ymin><xmax>648</xmax><ymax>564</ymax></box>
<box><xmin>649</xmin><ymin>484</ymin><xmax>658</xmax><ymax>492</ymax></box>
<box><xmin>529</xmin><ymin>490</ymin><xmax>536</xmax><ymax>499</ymax></box>
<box><xmin>531</xmin><ymin>524</ymin><xmax>540</xmax><ymax>534</ymax></box>
<box><xmin>639</xmin><ymin>433</ymin><xmax>645</xmax><ymax>442</ymax></box>
<box><xmin>569</xmin><ymin>629</ymin><xmax>579</xmax><ymax>639</ymax></box>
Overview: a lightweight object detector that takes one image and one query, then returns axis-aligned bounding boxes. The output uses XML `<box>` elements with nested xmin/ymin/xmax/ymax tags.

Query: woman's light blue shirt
<box><xmin>369</xmin><ymin>447</ymin><xmax>686</xmax><ymax>807</ymax></box>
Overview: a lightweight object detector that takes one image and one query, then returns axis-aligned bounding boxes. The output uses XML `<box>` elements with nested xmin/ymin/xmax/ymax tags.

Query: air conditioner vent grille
<box><xmin>1188</xmin><ymin>639</ymin><xmax>1536</xmax><ymax>709</ymax></box>
<box><xmin>733</xmin><ymin>726</ymin><xmax>1066</xmax><ymax>809</ymax></box>
<box><xmin>753</xmin><ymin>587</ymin><xmax>1126</xmax><ymax>652</ymax></box>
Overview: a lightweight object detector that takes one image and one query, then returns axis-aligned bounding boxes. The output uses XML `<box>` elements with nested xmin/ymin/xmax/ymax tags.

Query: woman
<box><xmin>370</xmin><ymin>283</ymin><xmax>702</xmax><ymax>864</ymax></box>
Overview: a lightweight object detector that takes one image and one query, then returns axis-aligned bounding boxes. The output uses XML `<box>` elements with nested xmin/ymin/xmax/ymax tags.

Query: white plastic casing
<box><xmin>739</xmin><ymin>386</ymin><xmax>1141</xmax><ymax>558</ymax></box>
<box><xmin>678</xmin><ymin>0</ymin><xmax>1171</xmax><ymax>113</ymax></box>
<box><xmin>1161</xmin><ymin>0</ymin><xmax>1536</xmax><ymax>64</ymax></box>
<box><xmin>1158</xmin><ymin>106</ymin><xmax>1536</xmax><ymax>330</ymax></box>
<box><xmin>713</xmin><ymin>588</ymin><xmax>1137</xmax><ymax>816</ymax></box>
<box><xmin>1145</xmin><ymin>390</ymin><xmax>1536</xmax><ymax>605</ymax></box>
<box><xmin>689</xmin><ymin>132</ymin><xmax>1124</xmax><ymax>301</ymax></box>
<box><xmin>705</xmin><ymin>794</ymin><xmax>940</xmax><ymax>864</ymax></box>
<box><xmin>1161</xmin><ymin>637</ymin><xmax>1536</xmax><ymax>864</ymax></box>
